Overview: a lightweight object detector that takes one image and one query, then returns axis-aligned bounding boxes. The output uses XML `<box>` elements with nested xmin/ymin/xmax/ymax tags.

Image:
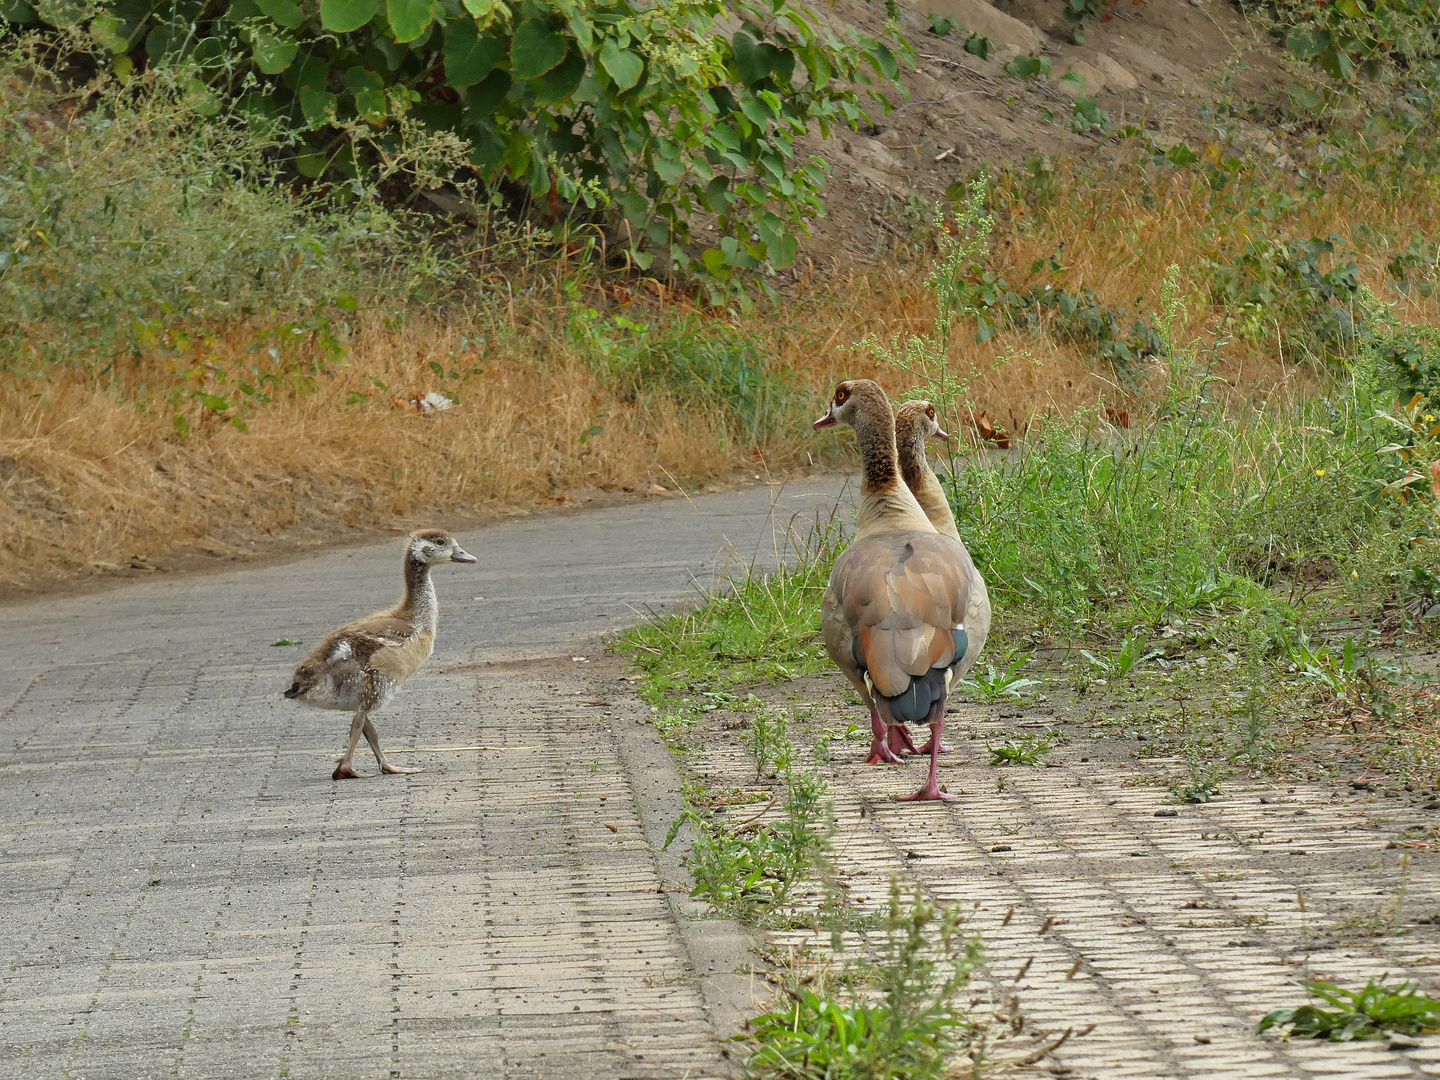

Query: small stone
<box><xmin>990</xmin><ymin>844</ymin><xmax>1012</xmax><ymax>853</ymax></box>
<box><xmin>1424</xmin><ymin>801</ymin><xmax>1440</xmax><ymax>810</ymax></box>
<box><xmin>1389</xmin><ymin>1035</ymin><xmax>1421</xmax><ymax>1050</ymax></box>
<box><xmin>1155</xmin><ymin>810</ymin><xmax>1179</xmax><ymax>818</ymax></box>
<box><xmin>1194</xmin><ymin>1035</ymin><xmax>1211</xmax><ymax>1044</ymax></box>
<box><xmin>1352</xmin><ymin>781</ymin><xmax>1373</xmax><ymax>791</ymax></box>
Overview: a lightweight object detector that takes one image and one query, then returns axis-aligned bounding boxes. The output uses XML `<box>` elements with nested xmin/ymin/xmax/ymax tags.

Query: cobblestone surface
<box><xmin>691</xmin><ymin>706</ymin><xmax>1440</xmax><ymax>1079</ymax></box>
<box><xmin>0</xmin><ymin>482</ymin><xmax>850</xmax><ymax>1079</ymax></box>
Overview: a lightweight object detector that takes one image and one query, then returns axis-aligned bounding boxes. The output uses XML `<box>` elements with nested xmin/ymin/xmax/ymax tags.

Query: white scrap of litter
<box><xmin>571</xmin><ymin>656</ymin><xmax>588</xmax><ymax>662</ymax></box>
<box><xmin>399</xmin><ymin>390</ymin><xmax>455</xmax><ymax>414</ymax></box>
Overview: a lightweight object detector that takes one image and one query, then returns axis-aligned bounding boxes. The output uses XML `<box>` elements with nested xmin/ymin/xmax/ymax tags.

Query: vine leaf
<box><xmin>386</xmin><ymin>0</ymin><xmax>435</xmax><ymax>44</ymax></box>
<box><xmin>319</xmin><ymin>0</ymin><xmax>378</xmax><ymax>33</ymax></box>
<box><xmin>599</xmin><ymin>39</ymin><xmax>643</xmax><ymax>91</ymax></box>
<box><xmin>444</xmin><ymin>21</ymin><xmax>503</xmax><ymax>86</ymax></box>
<box><xmin>510</xmin><ymin>18</ymin><xmax>567</xmax><ymax>79</ymax></box>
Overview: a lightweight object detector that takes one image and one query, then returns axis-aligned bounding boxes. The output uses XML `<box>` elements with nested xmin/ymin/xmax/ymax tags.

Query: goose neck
<box><xmin>400</xmin><ymin>557</ymin><xmax>439</xmax><ymax>631</ymax></box>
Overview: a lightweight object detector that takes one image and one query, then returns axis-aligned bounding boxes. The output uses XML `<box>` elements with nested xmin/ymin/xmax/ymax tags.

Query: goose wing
<box><xmin>830</xmin><ymin>531</ymin><xmax>973</xmax><ymax>698</ymax></box>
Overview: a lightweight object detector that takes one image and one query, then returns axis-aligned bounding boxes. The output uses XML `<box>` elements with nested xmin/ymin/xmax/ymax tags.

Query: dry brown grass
<box><xmin>5</xmin><ymin>152</ymin><xmax>1439</xmax><ymax>592</ymax></box>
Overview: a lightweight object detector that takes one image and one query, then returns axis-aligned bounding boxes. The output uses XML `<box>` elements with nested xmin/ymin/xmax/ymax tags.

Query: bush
<box><xmin>0</xmin><ymin>52</ymin><xmax>417</xmax><ymax>375</ymax></box>
<box><xmin>9</xmin><ymin>0</ymin><xmax>907</xmax><ymax>281</ymax></box>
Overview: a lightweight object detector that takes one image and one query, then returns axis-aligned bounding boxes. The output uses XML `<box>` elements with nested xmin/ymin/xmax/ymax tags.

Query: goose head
<box><xmin>894</xmin><ymin>399</ymin><xmax>949</xmax><ymax>450</ymax></box>
<box><xmin>813</xmin><ymin>379</ymin><xmax>892</xmax><ymax>433</ymax></box>
<box><xmin>284</xmin><ymin>662</ymin><xmax>319</xmax><ymax>700</ymax></box>
<box><xmin>408</xmin><ymin>530</ymin><xmax>478</xmax><ymax>566</ymax></box>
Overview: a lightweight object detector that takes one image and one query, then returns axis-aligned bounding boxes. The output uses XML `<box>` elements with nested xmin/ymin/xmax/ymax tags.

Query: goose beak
<box><xmin>813</xmin><ymin>408</ymin><xmax>837</xmax><ymax>430</ymax></box>
<box><xmin>283</xmin><ymin>683</ymin><xmax>303</xmax><ymax>699</ymax></box>
<box><xmin>932</xmin><ymin>425</ymin><xmax>950</xmax><ymax>440</ymax></box>
<box><xmin>450</xmin><ymin>545</ymin><xmax>478</xmax><ymax>564</ymax></box>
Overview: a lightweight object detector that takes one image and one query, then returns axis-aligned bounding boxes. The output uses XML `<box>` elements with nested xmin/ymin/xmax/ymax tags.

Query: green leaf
<box><xmin>463</xmin><ymin>69</ymin><xmax>510</xmax><ymax>115</ymax></box>
<box><xmin>768</xmin><ymin>231</ymin><xmax>797</xmax><ymax>268</ymax></box>
<box><xmin>1286</xmin><ymin>26</ymin><xmax>1330</xmax><ymax>58</ymax></box>
<box><xmin>510</xmin><ymin>18</ymin><xmax>567</xmax><ymax>79</ymax></box>
<box><xmin>248</xmin><ymin>27</ymin><xmax>298</xmax><ymax>74</ymax></box>
<box><xmin>467</xmin><ymin>123</ymin><xmax>506</xmax><ymax>171</ymax></box>
<box><xmin>386</xmin><ymin>0</ymin><xmax>434</xmax><ymax>44</ymax></box>
<box><xmin>535</xmin><ymin>48</ymin><xmax>584</xmax><ymax>104</ymax></box>
<box><xmin>294</xmin><ymin>148</ymin><xmax>328</xmax><ymax>178</ymax></box>
<box><xmin>460</xmin><ymin>0</ymin><xmax>497</xmax><ymax>23</ymax></box>
<box><xmin>444</xmin><ymin>20</ymin><xmax>503</xmax><ymax>86</ymax></box>
<box><xmin>1288</xmin><ymin>81</ymin><xmax>1322</xmax><ymax>111</ymax></box>
<box><xmin>732</xmin><ymin>30</ymin><xmax>770</xmax><ymax>86</ymax></box>
<box><xmin>964</xmin><ymin>33</ymin><xmax>991</xmax><ymax>59</ymax></box>
<box><xmin>599</xmin><ymin>39</ymin><xmax>643</xmax><ymax>91</ymax></box>
<box><xmin>0</xmin><ymin>0</ymin><xmax>39</xmax><ymax>24</ymax></box>
<box><xmin>197</xmin><ymin>393</ymin><xmax>230</xmax><ymax>412</ymax></box>
<box><xmin>300</xmin><ymin>85</ymin><xmax>337</xmax><ymax>125</ymax></box>
<box><xmin>320</xmin><ymin>0</ymin><xmax>378</xmax><ymax>33</ymax></box>
<box><xmin>256</xmin><ymin>0</ymin><xmax>302</xmax><ymax>29</ymax></box>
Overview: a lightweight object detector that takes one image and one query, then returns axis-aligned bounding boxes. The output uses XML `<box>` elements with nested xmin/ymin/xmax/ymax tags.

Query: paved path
<box><xmin>693</xmin><ymin>706</ymin><xmax>1440</xmax><ymax>1079</ymax></box>
<box><xmin>0</xmin><ymin>480</ymin><xmax>848</xmax><ymax>1080</ymax></box>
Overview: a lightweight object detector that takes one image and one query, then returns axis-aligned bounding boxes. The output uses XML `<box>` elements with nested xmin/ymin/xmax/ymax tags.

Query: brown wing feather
<box><xmin>830</xmin><ymin>531</ymin><xmax>974</xmax><ymax>699</ymax></box>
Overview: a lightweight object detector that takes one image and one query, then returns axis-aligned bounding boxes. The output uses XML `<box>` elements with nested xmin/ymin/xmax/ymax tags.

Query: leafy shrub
<box><xmin>1210</xmin><ymin>236</ymin><xmax>1364</xmax><ymax>354</ymax></box>
<box><xmin>12</xmin><ymin>0</ymin><xmax>907</xmax><ymax>280</ymax></box>
<box><xmin>1244</xmin><ymin>0</ymin><xmax>1438</xmax><ymax>82</ymax></box>
<box><xmin>1375</xmin><ymin>325</ymin><xmax>1440</xmax><ymax>401</ymax></box>
<box><xmin>0</xmin><ymin>53</ymin><xmax>405</xmax><ymax>374</ymax></box>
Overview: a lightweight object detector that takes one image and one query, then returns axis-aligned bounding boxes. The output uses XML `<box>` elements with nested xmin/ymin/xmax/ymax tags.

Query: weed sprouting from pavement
<box><xmin>742</xmin><ymin>880</ymin><xmax>988</xmax><ymax>1079</ymax></box>
<box><xmin>1170</xmin><ymin>751</ymin><xmax>1227</xmax><ymax>804</ymax></box>
<box><xmin>1260</xmin><ymin>979</ymin><xmax>1440</xmax><ymax>1041</ymax></box>
<box><xmin>749</xmin><ymin>704</ymin><xmax>793</xmax><ymax>781</ymax></box>
<box><xmin>963</xmin><ymin>654</ymin><xmax>1040</xmax><ymax>703</ymax></box>
<box><xmin>988</xmin><ymin>736</ymin><xmax>1054</xmax><ymax>767</ymax></box>
<box><xmin>664</xmin><ymin>739</ymin><xmax>834</xmax><ymax>923</ymax></box>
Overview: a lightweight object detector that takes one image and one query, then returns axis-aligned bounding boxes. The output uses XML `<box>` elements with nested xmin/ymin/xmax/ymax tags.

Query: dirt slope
<box><xmin>782</xmin><ymin>0</ymin><xmax>1291</xmax><ymax>262</ymax></box>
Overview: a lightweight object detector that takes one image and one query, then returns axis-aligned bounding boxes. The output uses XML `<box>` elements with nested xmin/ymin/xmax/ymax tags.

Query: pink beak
<box><xmin>813</xmin><ymin>410</ymin><xmax>837</xmax><ymax>430</ymax></box>
<box><xmin>932</xmin><ymin>424</ymin><xmax>949</xmax><ymax>440</ymax></box>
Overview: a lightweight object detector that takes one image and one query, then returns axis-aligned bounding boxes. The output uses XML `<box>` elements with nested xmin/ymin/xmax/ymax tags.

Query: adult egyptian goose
<box><xmin>815</xmin><ymin>380</ymin><xmax>980</xmax><ymax>801</ymax></box>
<box><xmin>283</xmin><ymin>529</ymin><xmax>476</xmax><ymax>780</ymax></box>
<box><xmin>891</xmin><ymin>400</ymin><xmax>993</xmax><ymax>756</ymax></box>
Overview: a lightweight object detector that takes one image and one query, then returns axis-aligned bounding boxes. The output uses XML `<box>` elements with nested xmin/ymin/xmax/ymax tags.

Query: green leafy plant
<box><xmin>964</xmin><ymin>653</ymin><xmax>1039</xmax><ymax>703</ymax></box>
<box><xmin>1211</xmin><ymin>236</ymin><xmax>1365</xmax><ymax>355</ymax></box>
<box><xmin>665</xmin><ymin>744</ymin><xmax>833</xmax><ymax>919</ymax></box>
<box><xmin>1170</xmin><ymin>752</ymin><xmax>1225</xmax><ymax>804</ymax></box>
<box><xmin>1081</xmin><ymin>635</ymin><xmax>1157</xmax><ymax>679</ymax></box>
<box><xmin>988</xmin><ymin>734</ymin><xmax>1053</xmax><ymax>766</ymax></box>
<box><xmin>742</xmin><ymin>880</ymin><xmax>987</xmax><ymax>1079</ymax></box>
<box><xmin>749</xmin><ymin>703</ymin><xmax>792</xmax><ymax>780</ymax></box>
<box><xmin>19</xmin><ymin>0</ymin><xmax>909</xmax><ymax>282</ymax></box>
<box><xmin>1260</xmin><ymin>979</ymin><xmax>1440</xmax><ymax>1041</ymax></box>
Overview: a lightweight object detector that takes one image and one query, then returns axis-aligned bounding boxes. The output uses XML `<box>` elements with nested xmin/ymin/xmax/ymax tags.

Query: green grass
<box><xmin>617</xmin><ymin>515</ymin><xmax>841</xmax><ymax>733</ymax></box>
<box><xmin>741</xmin><ymin>881</ymin><xmax>988</xmax><ymax>1080</ymax></box>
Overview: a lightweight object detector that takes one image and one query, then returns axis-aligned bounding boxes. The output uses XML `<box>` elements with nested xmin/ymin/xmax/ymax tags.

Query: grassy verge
<box><xmin>8</xmin><ymin>44</ymin><xmax>1440</xmax><ymax>591</ymax></box>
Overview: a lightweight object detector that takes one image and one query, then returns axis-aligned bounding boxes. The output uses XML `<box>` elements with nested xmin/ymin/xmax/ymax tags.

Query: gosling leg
<box><xmin>333</xmin><ymin>711</ymin><xmax>373</xmax><ymax>780</ymax></box>
<box><xmin>363</xmin><ymin>718</ymin><xmax>422</xmax><ymax>776</ymax></box>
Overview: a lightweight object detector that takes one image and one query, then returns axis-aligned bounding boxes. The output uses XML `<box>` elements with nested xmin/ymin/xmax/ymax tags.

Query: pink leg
<box><xmin>896</xmin><ymin>718</ymin><xmax>959</xmax><ymax>802</ymax></box>
<box><xmin>864</xmin><ymin>709</ymin><xmax>905</xmax><ymax>765</ymax></box>
<box><xmin>889</xmin><ymin>724</ymin><xmax>920</xmax><ymax>755</ymax></box>
<box><xmin>915</xmin><ymin>731</ymin><xmax>955</xmax><ymax>755</ymax></box>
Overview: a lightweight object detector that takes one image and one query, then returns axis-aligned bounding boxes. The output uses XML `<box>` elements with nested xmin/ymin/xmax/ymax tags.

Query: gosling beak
<box><xmin>932</xmin><ymin>425</ymin><xmax>950</xmax><ymax>440</ymax></box>
<box><xmin>283</xmin><ymin>683</ymin><xmax>303</xmax><ymax>700</ymax></box>
<box><xmin>450</xmin><ymin>545</ymin><xmax>478</xmax><ymax>564</ymax></box>
<box><xmin>812</xmin><ymin>408</ymin><xmax>837</xmax><ymax>430</ymax></box>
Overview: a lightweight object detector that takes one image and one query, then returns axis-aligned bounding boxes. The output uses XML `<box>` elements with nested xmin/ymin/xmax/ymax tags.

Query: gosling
<box><xmin>283</xmin><ymin>529</ymin><xmax>476</xmax><ymax>779</ymax></box>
